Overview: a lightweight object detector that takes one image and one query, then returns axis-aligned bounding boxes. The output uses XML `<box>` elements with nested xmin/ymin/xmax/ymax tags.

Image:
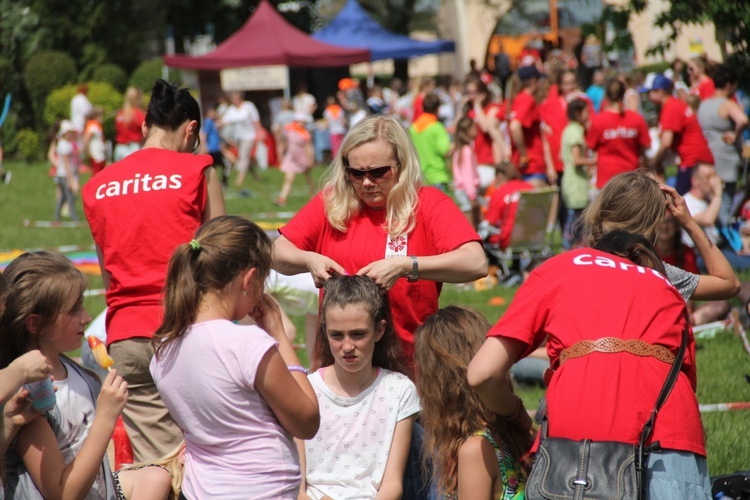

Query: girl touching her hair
<box><xmin>150</xmin><ymin>215</ymin><xmax>319</xmax><ymax>499</ymax></box>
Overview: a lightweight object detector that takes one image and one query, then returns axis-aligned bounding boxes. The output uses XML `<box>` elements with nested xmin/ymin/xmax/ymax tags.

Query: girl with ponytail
<box><xmin>150</xmin><ymin>215</ymin><xmax>319</xmax><ymax>499</ymax></box>
<box><xmin>586</xmin><ymin>78</ymin><xmax>651</xmax><ymax>189</ymax></box>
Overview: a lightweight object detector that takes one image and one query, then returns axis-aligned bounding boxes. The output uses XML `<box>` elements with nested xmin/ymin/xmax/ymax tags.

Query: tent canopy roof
<box><xmin>165</xmin><ymin>0</ymin><xmax>370</xmax><ymax>70</ymax></box>
<box><xmin>313</xmin><ymin>0</ymin><xmax>455</xmax><ymax>61</ymax></box>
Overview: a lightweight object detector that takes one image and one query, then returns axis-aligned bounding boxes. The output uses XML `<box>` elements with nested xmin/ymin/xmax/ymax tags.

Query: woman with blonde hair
<box><xmin>114</xmin><ymin>87</ymin><xmax>145</xmax><ymax>161</ymax></box>
<box><xmin>581</xmin><ymin>171</ymin><xmax>739</xmax><ymax>301</ymax></box>
<box><xmin>274</xmin><ymin>115</ymin><xmax>487</xmax><ymax>361</ymax></box>
<box><xmin>114</xmin><ymin>441</ymin><xmax>186</xmax><ymax>499</ymax></box>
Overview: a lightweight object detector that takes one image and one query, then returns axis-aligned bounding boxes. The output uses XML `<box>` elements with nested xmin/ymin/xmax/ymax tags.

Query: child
<box><xmin>560</xmin><ymin>98</ymin><xmax>597</xmax><ymax>248</ymax></box>
<box><xmin>201</xmin><ymin>105</ymin><xmax>229</xmax><ymax>187</ymax></box>
<box><xmin>452</xmin><ymin>116</ymin><xmax>481</xmax><ymax>227</ymax></box>
<box><xmin>298</xmin><ymin>274</ymin><xmax>420</xmax><ymax>500</ymax></box>
<box><xmin>274</xmin><ymin>112</ymin><xmax>315</xmax><ymax>207</ymax></box>
<box><xmin>114</xmin><ymin>441</ymin><xmax>186</xmax><ymax>499</ymax></box>
<box><xmin>0</xmin><ymin>251</ymin><xmax>128</xmax><ymax>498</ymax></box>
<box><xmin>323</xmin><ymin>96</ymin><xmax>346</xmax><ymax>158</ymax></box>
<box><xmin>82</xmin><ymin>107</ymin><xmax>107</xmax><ymax>176</ymax></box>
<box><xmin>149</xmin><ymin>215</ymin><xmax>319</xmax><ymax>499</ymax></box>
<box><xmin>54</xmin><ymin>120</ymin><xmax>80</xmax><ymax>221</ymax></box>
<box><xmin>414</xmin><ymin>306</ymin><xmax>532</xmax><ymax>498</ymax></box>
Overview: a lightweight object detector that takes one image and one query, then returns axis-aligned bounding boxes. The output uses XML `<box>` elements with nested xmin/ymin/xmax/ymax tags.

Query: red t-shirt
<box><xmin>487</xmin><ymin>248</ymin><xmax>705</xmax><ymax>456</ymax></box>
<box><xmin>659</xmin><ymin>97</ymin><xmax>714</xmax><ymax>169</ymax></box>
<box><xmin>469</xmin><ymin>103</ymin><xmax>505</xmax><ymax>165</ymax></box>
<box><xmin>510</xmin><ymin>91</ymin><xmax>545</xmax><ymax>175</ymax></box>
<box><xmin>587</xmin><ymin>109</ymin><xmax>651</xmax><ymax>188</ymax></box>
<box><xmin>115</xmin><ymin>108</ymin><xmax>146</xmax><ymax>145</ymax></box>
<box><xmin>660</xmin><ymin>245</ymin><xmax>699</xmax><ymax>275</ymax></box>
<box><xmin>697</xmin><ymin>78</ymin><xmax>716</xmax><ymax>100</ymax></box>
<box><xmin>484</xmin><ymin>179</ymin><xmax>534</xmax><ymax>249</ymax></box>
<box><xmin>279</xmin><ymin>187</ymin><xmax>480</xmax><ymax>359</ymax></box>
<box><xmin>83</xmin><ymin>148</ymin><xmax>212</xmax><ymax>345</ymax></box>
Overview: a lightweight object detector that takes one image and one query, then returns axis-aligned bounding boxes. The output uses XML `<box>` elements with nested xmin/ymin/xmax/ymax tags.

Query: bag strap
<box><xmin>635</xmin><ymin>313</ymin><xmax>690</xmax><ymax>499</ymax></box>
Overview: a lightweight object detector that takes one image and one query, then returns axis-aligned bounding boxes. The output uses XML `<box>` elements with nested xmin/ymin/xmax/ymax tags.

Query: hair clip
<box><xmin>189</xmin><ymin>239</ymin><xmax>201</xmax><ymax>251</ymax></box>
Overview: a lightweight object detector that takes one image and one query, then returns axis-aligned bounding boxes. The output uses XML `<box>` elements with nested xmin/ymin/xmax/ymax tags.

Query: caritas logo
<box><xmin>95</xmin><ymin>173</ymin><xmax>182</xmax><ymax>199</ymax></box>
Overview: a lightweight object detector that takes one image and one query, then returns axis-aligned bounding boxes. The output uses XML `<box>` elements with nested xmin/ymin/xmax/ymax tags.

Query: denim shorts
<box><xmin>645</xmin><ymin>449</ymin><xmax>711</xmax><ymax>499</ymax></box>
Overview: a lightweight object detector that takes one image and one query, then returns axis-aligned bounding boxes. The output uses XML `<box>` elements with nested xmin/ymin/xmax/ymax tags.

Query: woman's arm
<box><xmin>15</xmin><ymin>370</ymin><xmax>127</xmax><ymax>500</ymax></box>
<box><xmin>722</xmin><ymin>100</ymin><xmax>749</xmax><ymax>144</ymax></box>
<box><xmin>570</xmin><ymin>145</ymin><xmax>597</xmax><ymax>168</ymax></box>
<box><xmin>357</xmin><ymin>241</ymin><xmax>488</xmax><ymax>290</ymax></box>
<box><xmin>467</xmin><ymin>336</ymin><xmax>532</xmax><ymax>434</ymax></box>
<box><xmin>661</xmin><ymin>184</ymin><xmax>740</xmax><ymax>300</ymax></box>
<box><xmin>472</xmin><ymin>99</ymin><xmax>498</xmax><ymax>133</ymax></box>
<box><xmin>374</xmin><ymin>416</ymin><xmax>414</xmax><ymax>500</ymax></box>
<box><xmin>456</xmin><ymin>436</ymin><xmax>499</xmax><ymax>500</ymax></box>
<box><xmin>273</xmin><ymin>235</ymin><xmax>346</xmax><ymax>288</ymax></box>
<box><xmin>202</xmin><ymin>167</ymin><xmax>226</xmax><ymax>222</ymax></box>
<box><xmin>541</xmin><ymin>127</ymin><xmax>557</xmax><ymax>185</ymax></box>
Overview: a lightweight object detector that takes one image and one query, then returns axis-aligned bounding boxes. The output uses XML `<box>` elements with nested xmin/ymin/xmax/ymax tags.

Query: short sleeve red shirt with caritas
<box><xmin>83</xmin><ymin>148</ymin><xmax>212</xmax><ymax>345</ymax></box>
<box><xmin>659</xmin><ymin>97</ymin><xmax>714</xmax><ymax>169</ymax></box>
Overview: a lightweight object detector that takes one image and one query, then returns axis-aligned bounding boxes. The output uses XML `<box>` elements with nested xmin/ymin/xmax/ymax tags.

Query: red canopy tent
<box><xmin>164</xmin><ymin>0</ymin><xmax>370</xmax><ymax>69</ymax></box>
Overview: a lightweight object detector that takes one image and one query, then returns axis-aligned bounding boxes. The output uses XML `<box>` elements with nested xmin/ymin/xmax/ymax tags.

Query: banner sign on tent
<box><xmin>220</xmin><ymin>65</ymin><xmax>289</xmax><ymax>91</ymax></box>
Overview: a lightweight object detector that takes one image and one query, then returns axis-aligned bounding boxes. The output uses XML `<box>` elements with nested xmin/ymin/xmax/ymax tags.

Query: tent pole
<box><xmin>284</xmin><ymin>66</ymin><xmax>291</xmax><ymax>100</ymax></box>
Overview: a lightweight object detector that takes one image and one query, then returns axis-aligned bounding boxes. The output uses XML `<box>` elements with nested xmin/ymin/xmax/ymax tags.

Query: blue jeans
<box><xmin>403</xmin><ymin>421</ymin><xmax>439</xmax><ymax>500</ymax></box>
<box><xmin>645</xmin><ymin>450</ymin><xmax>711</xmax><ymax>499</ymax></box>
<box><xmin>697</xmin><ymin>250</ymin><xmax>750</xmax><ymax>272</ymax></box>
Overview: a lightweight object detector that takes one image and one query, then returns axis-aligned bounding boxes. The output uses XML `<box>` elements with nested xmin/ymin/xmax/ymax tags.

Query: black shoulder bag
<box><xmin>525</xmin><ymin>323</ymin><xmax>689</xmax><ymax>500</ymax></box>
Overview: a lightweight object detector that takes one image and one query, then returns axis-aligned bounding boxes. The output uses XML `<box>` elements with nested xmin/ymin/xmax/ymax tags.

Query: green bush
<box><xmin>128</xmin><ymin>58</ymin><xmax>167</xmax><ymax>92</ymax></box>
<box><xmin>14</xmin><ymin>129</ymin><xmax>41</xmax><ymax>162</ymax></box>
<box><xmin>24</xmin><ymin>51</ymin><xmax>76</xmax><ymax>129</ymax></box>
<box><xmin>92</xmin><ymin>63</ymin><xmax>128</xmax><ymax>92</ymax></box>
<box><xmin>635</xmin><ymin>61</ymin><xmax>671</xmax><ymax>76</ymax></box>
<box><xmin>44</xmin><ymin>82</ymin><xmax>123</xmax><ymax>127</ymax></box>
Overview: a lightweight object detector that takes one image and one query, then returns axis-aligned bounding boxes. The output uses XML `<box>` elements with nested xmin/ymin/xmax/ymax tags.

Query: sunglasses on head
<box><xmin>344</xmin><ymin>165</ymin><xmax>396</xmax><ymax>182</ymax></box>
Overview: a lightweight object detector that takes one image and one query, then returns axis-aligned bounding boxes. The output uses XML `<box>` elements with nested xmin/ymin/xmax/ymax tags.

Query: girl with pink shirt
<box><xmin>150</xmin><ymin>215</ymin><xmax>319</xmax><ymax>500</ymax></box>
<box><xmin>452</xmin><ymin>117</ymin><xmax>481</xmax><ymax>228</ymax></box>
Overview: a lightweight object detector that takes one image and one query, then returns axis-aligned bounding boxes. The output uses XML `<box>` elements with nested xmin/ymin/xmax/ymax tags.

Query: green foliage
<box><xmin>635</xmin><ymin>62</ymin><xmax>671</xmax><ymax>75</ymax></box>
<box><xmin>14</xmin><ymin>129</ymin><xmax>41</xmax><ymax>162</ymax></box>
<box><xmin>92</xmin><ymin>64</ymin><xmax>128</xmax><ymax>92</ymax></box>
<box><xmin>128</xmin><ymin>58</ymin><xmax>166</xmax><ymax>93</ymax></box>
<box><xmin>24</xmin><ymin>51</ymin><xmax>77</xmax><ymax>129</ymax></box>
<box><xmin>44</xmin><ymin>82</ymin><xmax>123</xmax><ymax>127</ymax></box>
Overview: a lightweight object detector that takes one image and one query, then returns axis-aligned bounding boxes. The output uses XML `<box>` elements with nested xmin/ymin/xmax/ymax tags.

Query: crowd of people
<box><xmin>0</xmin><ymin>41</ymin><xmax>748</xmax><ymax>499</ymax></box>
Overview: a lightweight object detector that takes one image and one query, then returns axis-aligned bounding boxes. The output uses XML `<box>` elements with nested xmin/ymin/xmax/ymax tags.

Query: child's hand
<box><xmin>3</xmin><ymin>388</ymin><xmax>42</xmax><ymax>432</ymax></box>
<box><xmin>96</xmin><ymin>369</ymin><xmax>128</xmax><ymax>423</ymax></box>
<box><xmin>8</xmin><ymin>350</ymin><xmax>53</xmax><ymax>385</ymax></box>
<box><xmin>250</xmin><ymin>294</ymin><xmax>287</xmax><ymax>342</ymax></box>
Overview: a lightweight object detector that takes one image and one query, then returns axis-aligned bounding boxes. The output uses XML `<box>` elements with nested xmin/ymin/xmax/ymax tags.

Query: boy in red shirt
<box><xmin>647</xmin><ymin>74</ymin><xmax>714</xmax><ymax>194</ymax></box>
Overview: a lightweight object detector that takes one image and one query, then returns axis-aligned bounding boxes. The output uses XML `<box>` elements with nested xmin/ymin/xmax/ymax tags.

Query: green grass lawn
<box><xmin>2</xmin><ymin>159</ymin><xmax>749</xmax><ymax>475</ymax></box>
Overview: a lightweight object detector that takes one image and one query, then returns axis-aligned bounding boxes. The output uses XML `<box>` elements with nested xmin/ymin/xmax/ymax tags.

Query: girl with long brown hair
<box><xmin>150</xmin><ymin>215</ymin><xmax>319</xmax><ymax>499</ymax></box>
<box><xmin>414</xmin><ymin>306</ymin><xmax>532</xmax><ymax>499</ymax></box>
<box><xmin>298</xmin><ymin>274</ymin><xmax>419</xmax><ymax>499</ymax></box>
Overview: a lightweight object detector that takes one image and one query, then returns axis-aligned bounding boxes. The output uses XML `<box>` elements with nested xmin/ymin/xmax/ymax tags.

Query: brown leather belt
<box><xmin>559</xmin><ymin>337</ymin><xmax>676</xmax><ymax>365</ymax></box>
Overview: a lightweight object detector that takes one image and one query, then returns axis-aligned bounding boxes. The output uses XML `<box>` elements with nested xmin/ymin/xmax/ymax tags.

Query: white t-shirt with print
<box><xmin>304</xmin><ymin>368</ymin><xmax>420</xmax><ymax>500</ymax></box>
<box><xmin>222</xmin><ymin>101</ymin><xmax>260</xmax><ymax>141</ymax></box>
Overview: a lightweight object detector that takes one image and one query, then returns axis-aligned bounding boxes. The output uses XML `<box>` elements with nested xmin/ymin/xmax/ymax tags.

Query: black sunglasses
<box><xmin>345</xmin><ymin>165</ymin><xmax>396</xmax><ymax>182</ymax></box>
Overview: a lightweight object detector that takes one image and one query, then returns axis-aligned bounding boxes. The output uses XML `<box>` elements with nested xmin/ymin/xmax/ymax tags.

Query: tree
<box><xmin>628</xmin><ymin>0</ymin><xmax>750</xmax><ymax>88</ymax></box>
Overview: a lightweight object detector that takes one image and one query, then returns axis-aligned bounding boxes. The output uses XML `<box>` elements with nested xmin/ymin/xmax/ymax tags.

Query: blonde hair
<box><xmin>322</xmin><ymin>115</ymin><xmax>422</xmax><ymax>238</ymax></box>
<box><xmin>581</xmin><ymin>172</ymin><xmax>666</xmax><ymax>246</ymax></box>
<box><xmin>122</xmin><ymin>441</ymin><xmax>185</xmax><ymax>498</ymax></box>
<box><xmin>121</xmin><ymin>87</ymin><xmax>143</xmax><ymax>124</ymax></box>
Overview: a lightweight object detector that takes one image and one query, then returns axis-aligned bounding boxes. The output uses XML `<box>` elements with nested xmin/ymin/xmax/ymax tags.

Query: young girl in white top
<box><xmin>0</xmin><ymin>251</ymin><xmax>128</xmax><ymax>499</ymax></box>
<box><xmin>150</xmin><ymin>215</ymin><xmax>319</xmax><ymax>500</ymax></box>
<box><xmin>298</xmin><ymin>275</ymin><xmax>420</xmax><ymax>500</ymax></box>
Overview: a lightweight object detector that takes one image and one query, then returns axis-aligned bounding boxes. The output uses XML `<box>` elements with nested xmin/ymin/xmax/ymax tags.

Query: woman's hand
<box><xmin>660</xmin><ymin>184</ymin><xmax>693</xmax><ymax>228</ymax></box>
<box><xmin>3</xmin><ymin>388</ymin><xmax>41</xmax><ymax>433</ymax></box>
<box><xmin>357</xmin><ymin>257</ymin><xmax>409</xmax><ymax>290</ymax></box>
<box><xmin>250</xmin><ymin>293</ymin><xmax>287</xmax><ymax>342</ymax></box>
<box><xmin>96</xmin><ymin>369</ymin><xmax>128</xmax><ymax>423</ymax></box>
<box><xmin>307</xmin><ymin>253</ymin><xmax>347</xmax><ymax>288</ymax></box>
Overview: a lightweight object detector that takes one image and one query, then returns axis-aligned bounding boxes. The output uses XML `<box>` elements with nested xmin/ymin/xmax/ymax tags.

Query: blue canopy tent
<box><xmin>313</xmin><ymin>0</ymin><xmax>455</xmax><ymax>61</ymax></box>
